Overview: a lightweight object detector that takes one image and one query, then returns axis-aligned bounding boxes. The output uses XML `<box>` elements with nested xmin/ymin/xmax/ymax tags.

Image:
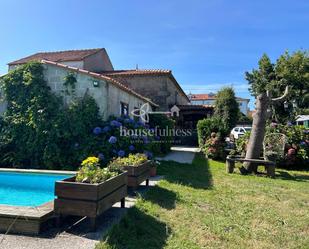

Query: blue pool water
<box><xmin>0</xmin><ymin>171</ymin><xmax>73</xmax><ymax>207</ymax></box>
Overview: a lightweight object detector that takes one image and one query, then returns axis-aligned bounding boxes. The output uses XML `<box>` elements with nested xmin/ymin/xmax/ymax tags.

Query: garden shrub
<box><xmin>197</xmin><ymin>117</ymin><xmax>228</xmax><ymax>147</ymax></box>
<box><xmin>229</xmin><ymin>124</ymin><xmax>309</xmax><ymax>169</ymax></box>
<box><xmin>0</xmin><ymin>62</ymin><xmax>163</xmax><ymax>170</ymax></box>
<box><xmin>148</xmin><ymin>113</ymin><xmax>175</xmax><ymax>154</ymax></box>
<box><xmin>266</xmin><ymin>124</ymin><xmax>308</xmax><ymax>169</ymax></box>
<box><xmin>202</xmin><ymin>132</ymin><xmax>226</xmax><ymax>160</ymax></box>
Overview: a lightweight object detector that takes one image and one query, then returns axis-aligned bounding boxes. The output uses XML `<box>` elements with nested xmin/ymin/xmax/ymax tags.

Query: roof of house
<box><xmin>41</xmin><ymin>60</ymin><xmax>158</xmax><ymax>107</ymax></box>
<box><xmin>176</xmin><ymin>104</ymin><xmax>214</xmax><ymax>111</ymax></box>
<box><xmin>8</xmin><ymin>48</ymin><xmax>103</xmax><ymax>65</ymax></box>
<box><xmin>102</xmin><ymin>69</ymin><xmax>171</xmax><ymax>76</ymax></box>
<box><xmin>189</xmin><ymin>93</ymin><xmax>250</xmax><ymax>102</ymax></box>
<box><xmin>189</xmin><ymin>93</ymin><xmax>216</xmax><ymax>100</ymax></box>
<box><xmin>101</xmin><ymin>69</ymin><xmax>190</xmax><ymax>102</ymax></box>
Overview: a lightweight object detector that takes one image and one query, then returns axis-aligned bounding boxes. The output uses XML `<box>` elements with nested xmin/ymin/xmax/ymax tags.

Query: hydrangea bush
<box><xmin>0</xmin><ymin>62</ymin><xmax>172</xmax><ymax>170</ymax></box>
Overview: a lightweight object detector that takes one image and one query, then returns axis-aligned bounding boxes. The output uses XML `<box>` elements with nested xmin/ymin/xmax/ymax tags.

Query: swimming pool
<box><xmin>0</xmin><ymin>171</ymin><xmax>74</xmax><ymax>207</ymax></box>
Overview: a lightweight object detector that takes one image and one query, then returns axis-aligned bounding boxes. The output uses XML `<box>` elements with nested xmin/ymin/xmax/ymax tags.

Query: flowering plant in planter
<box><xmin>108</xmin><ymin>153</ymin><xmax>151</xmax><ymax>189</ymax></box>
<box><xmin>55</xmin><ymin>156</ymin><xmax>128</xmax><ymax>230</ymax></box>
<box><xmin>76</xmin><ymin>156</ymin><xmax>122</xmax><ymax>184</ymax></box>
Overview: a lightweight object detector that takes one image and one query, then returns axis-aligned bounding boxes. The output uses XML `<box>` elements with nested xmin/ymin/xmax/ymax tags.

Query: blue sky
<box><xmin>0</xmin><ymin>0</ymin><xmax>308</xmax><ymax>109</ymax></box>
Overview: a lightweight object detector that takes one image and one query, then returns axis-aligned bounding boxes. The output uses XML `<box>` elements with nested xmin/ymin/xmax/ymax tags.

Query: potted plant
<box><xmin>54</xmin><ymin>156</ymin><xmax>127</xmax><ymax>230</ymax></box>
<box><xmin>108</xmin><ymin>153</ymin><xmax>151</xmax><ymax>189</ymax></box>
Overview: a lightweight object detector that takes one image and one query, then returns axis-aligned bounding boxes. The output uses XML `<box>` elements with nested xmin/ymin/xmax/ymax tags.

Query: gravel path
<box><xmin>0</xmin><ymin>177</ymin><xmax>162</xmax><ymax>249</ymax></box>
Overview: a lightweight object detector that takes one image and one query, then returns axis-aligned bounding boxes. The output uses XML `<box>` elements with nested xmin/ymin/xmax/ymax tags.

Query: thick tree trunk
<box><xmin>242</xmin><ymin>93</ymin><xmax>270</xmax><ymax>173</ymax></box>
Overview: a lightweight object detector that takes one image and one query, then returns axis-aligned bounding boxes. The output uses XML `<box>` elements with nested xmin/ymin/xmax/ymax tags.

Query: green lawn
<box><xmin>97</xmin><ymin>154</ymin><xmax>309</xmax><ymax>249</ymax></box>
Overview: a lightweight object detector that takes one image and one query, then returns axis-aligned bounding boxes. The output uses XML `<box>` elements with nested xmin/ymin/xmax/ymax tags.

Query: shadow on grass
<box><xmin>143</xmin><ymin>185</ymin><xmax>178</xmax><ymax>210</ymax></box>
<box><xmin>99</xmin><ymin>206</ymin><xmax>169</xmax><ymax>249</ymax></box>
<box><xmin>276</xmin><ymin>170</ymin><xmax>309</xmax><ymax>182</ymax></box>
<box><xmin>158</xmin><ymin>153</ymin><xmax>213</xmax><ymax>190</ymax></box>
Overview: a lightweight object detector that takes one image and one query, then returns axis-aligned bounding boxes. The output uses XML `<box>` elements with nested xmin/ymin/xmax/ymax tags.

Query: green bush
<box><xmin>148</xmin><ymin>114</ymin><xmax>175</xmax><ymax>154</ymax></box>
<box><xmin>266</xmin><ymin>124</ymin><xmax>308</xmax><ymax>169</ymax></box>
<box><xmin>0</xmin><ymin>62</ymin><xmax>167</xmax><ymax>170</ymax></box>
<box><xmin>202</xmin><ymin>132</ymin><xmax>226</xmax><ymax>160</ymax></box>
<box><xmin>197</xmin><ymin>117</ymin><xmax>228</xmax><ymax>147</ymax></box>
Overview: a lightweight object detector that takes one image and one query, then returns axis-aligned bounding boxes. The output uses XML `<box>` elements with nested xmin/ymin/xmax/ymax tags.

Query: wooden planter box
<box><xmin>150</xmin><ymin>164</ymin><xmax>157</xmax><ymax>177</ymax></box>
<box><xmin>122</xmin><ymin>161</ymin><xmax>151</xmax><ymax>189</ymax></box>
<box><xmin>54</xmin><ymin>172</ymin><xmax>127</xmax><ymax>229</ymax></box>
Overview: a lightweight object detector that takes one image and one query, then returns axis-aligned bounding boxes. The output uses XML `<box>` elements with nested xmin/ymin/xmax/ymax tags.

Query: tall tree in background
<box><xmin>214</xmin><ymin>87</ymin><xmax>240</xmax><ymax>131</ymax></box>
<box><xmin>272</xmin><ymin>51</ymin><xmax>309</xmax><ymax>122</ymax></box>
<box><xmin>242</xmin><ymin>54</ymin><xmax>289</xmax><ymax>173</ymax></box>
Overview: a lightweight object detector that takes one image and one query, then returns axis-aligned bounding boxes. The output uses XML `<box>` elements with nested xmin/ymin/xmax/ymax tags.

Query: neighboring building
<box><xmin>2</xmin><ymin>49</ymin><xmax>158</xmax><ymax>119</ymax></box>
<box><xmin>188</xmin><ymin>93</ymin><xmax>250</xmax><ymax>115</ymax></box>
<box><xmin>101</xmin><ymin>70</ymin><xmax>190</xmax><ymax>111</ymax></box>
<box><xmin>296</xmin><ymin>115</ymin><xmax>309</xmax><ymax>128</ymax></box>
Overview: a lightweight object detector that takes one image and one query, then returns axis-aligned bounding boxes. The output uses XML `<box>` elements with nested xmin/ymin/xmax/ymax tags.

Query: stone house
<box><xmin>1</xmin><ymin>48</ymin><xmax>189</xmax><ymax>118</ymax></box>
<box><xmin>1</xmin><ymin>48</ymin><xmax>190</xmax><ymax>119</ymax></box>
<box><xmin>101</xmin><ymin>70</ymin><xmax>190</xmax><ymax>111</ymax></box>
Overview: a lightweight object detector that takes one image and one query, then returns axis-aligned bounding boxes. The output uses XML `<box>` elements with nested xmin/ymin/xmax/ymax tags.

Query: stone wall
<box><xmin>110</xmin><ymin>74</ymin><xmax>189</xmax><ymax>111</ymax></box>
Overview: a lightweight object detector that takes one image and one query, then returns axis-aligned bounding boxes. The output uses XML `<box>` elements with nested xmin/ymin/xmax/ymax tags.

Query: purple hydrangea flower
<box><xmin>102</xmin><ymin>126</ymin><xmax>111</xmax><ymax>133</ymax></box>
<box><xmin>108</xmin><ymin>136</ymin><xmax>117</xmax><ymax>144</ymax></box>
<box><xmin>117</xmin><ymin>150</ymin><xmax>125</xmax><ymax>157</ymax></box>
<box><xmin>93</xmin><ymin>127</ymin><xmax>102</xmax><ymax>135</ymax></box>
<box><xmin>136</xmin><ymin>121</ymin><xmax>144</xmax><ymax>127</ymax></box>
<box><xmin>144</xmin><ymin>151</ymin><xmax>153</xmax><ymax>159</ymax></box>
<box><xmin>129</xmin><ymin>145</ymin><xmax>135</xmax><ymax>151</ymax></box>
<box><xmin>143</xmin><ymin>136</ymin><xmax>149</xmax><ymax>144</ymax></box>
<box><xmin>112</xmin><ymin>149</ymin><xmax>117</xmax><ymax>154</ymax></box>
<box><xmin>110</xmin><ymin>120</ymin><xmax>122</xmax><ymax>127</ymax></box>
<box><xmin>287</xmin><ymin>121</ymin><xmax>293</xmax><ymax>127</ymax></box>
<box><xmin>270</xmin><ymin>122</ymin><xmax>277</xmax><ymax>128</ymax></box>
<box><xmin>300</xmin><ymin>141</ymin><xmax>307</xmax><ymax>146</ymax></box>
<box><xmin>98</xmin><ymin>153</ymin><xmax>105</xmax><ymax>160</ymax></box>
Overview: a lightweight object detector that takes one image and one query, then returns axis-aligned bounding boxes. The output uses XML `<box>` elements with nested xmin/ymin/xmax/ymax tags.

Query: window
<box><xmin>120</xmin><ymin>102</ymin><xmax>129</xmax><ymax>116</ymax></box>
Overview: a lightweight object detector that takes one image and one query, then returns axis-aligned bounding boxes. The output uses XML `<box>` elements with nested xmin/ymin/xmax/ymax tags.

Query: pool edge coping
<box><xmin>0</xmin><ymin>168</ymin><xmax>76</xmax><ymax>175</ymax></box>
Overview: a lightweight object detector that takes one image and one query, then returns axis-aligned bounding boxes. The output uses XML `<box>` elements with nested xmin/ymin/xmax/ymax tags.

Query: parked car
<box><xmin>230</xmin><ymin>126</ymin><xmax>252</xmax><ymax>140</ymax></box>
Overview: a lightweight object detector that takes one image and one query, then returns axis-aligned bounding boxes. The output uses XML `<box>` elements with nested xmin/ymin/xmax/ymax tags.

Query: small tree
<box><xmin>214</xmin><ymin>87</ymin><xmax>240</xmax><ymax>131</ymax></box>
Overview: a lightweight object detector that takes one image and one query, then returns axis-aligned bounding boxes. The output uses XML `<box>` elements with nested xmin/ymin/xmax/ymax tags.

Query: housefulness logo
<box><xmin>131</xmin><ymin>103</ymin><xmax>180</xmax><ymax>122</ymax></box>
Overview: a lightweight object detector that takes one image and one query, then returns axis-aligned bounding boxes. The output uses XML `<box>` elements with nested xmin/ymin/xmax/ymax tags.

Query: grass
<box><xmin>97</xmin><ymin>154</ymin><xmax>309</xmax><ymax>249</ymax></box>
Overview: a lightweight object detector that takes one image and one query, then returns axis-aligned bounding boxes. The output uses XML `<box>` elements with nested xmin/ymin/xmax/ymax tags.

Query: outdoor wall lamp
<box><xmin>93</xmin><ymin>81</ymin><xmax>100</xmax><ymax>87</ymax></box>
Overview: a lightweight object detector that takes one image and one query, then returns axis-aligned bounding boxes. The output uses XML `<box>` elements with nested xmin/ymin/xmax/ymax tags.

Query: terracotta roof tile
<box><xmin>101</xmin><ymin>69</ymin><xmax>171</xmax><ymax>76</ymax></box>
<box><xmin>189</xmin><ymin>93</ymin><xmax>250</xmax><ymax>101</ymax></box>
<box><xmin>189</xmin><ymin>93</ymin><xmax>216</xmax><ymax>100</ymax></box>
<box><xmin>176</xmin><ymin>104</ymin><xmax>214</xmax><ymax>111</ymax></box>
<box><xmin>9</xmin><ymin>48</ymin><xmax>103</xmax><ymax>65</ymax></box>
